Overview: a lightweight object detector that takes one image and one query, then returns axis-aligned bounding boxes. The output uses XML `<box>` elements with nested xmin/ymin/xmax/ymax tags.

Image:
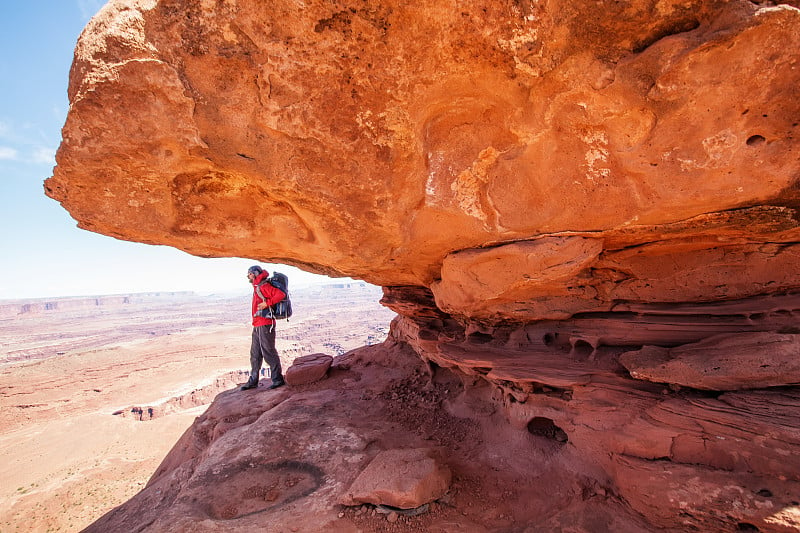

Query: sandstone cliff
<box><xmin>47</xmin><ymin>0</ymin><xmax>800</xmax><ymax>531</ymax></box>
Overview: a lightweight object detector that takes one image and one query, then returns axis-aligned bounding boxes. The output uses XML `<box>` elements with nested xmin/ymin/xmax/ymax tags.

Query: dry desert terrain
<box><xmin>0</xmin><ymin>282</ymin><xmax>395</xmax><ymax>532</ymax></box>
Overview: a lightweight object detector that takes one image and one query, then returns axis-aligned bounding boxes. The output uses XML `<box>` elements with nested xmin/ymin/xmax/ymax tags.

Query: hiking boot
<box><xmin>267</xmin><ymin>379</ymin><xmax>285</xmax><ymax>390</ymax></box>
<box><xmin>240</xmin><ymin>379</ymin><xmax>258</xmax><ymax>390</ymax></box>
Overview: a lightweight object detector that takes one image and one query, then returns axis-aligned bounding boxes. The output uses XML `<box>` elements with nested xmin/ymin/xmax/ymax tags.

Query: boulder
<box><xmin>285</xmin><ymin>353</ymin><xmax>333</xmax><ymax>386</ymax></box>
<box><xmin>340</xmin><ymin>448</ymin><xmax>451</xmax><ymax>509</ymax></box>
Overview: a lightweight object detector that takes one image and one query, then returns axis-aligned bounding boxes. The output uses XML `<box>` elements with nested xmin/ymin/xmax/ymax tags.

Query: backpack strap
<box><xmin>254</xmin><ymin>282</ymin><xmax>268</xmax><ymax>302</ymax></box>
<box><xmin>254</xmin><ymin>282</ymin><xmax>275</xmax><ymax>330</ymax></box>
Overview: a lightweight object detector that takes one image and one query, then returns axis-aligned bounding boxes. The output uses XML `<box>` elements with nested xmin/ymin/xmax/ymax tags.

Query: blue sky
<box><xmin>0</xmin><ymin>1</ymin><xmax>332</xmax><ymax>299</ymax></box>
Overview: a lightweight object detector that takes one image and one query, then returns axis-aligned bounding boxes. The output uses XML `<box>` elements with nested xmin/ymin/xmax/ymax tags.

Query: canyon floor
<box><xmin>0</xmin><ymin>283</ymin><xmax>394</xmax><ymax>533</ymax></box>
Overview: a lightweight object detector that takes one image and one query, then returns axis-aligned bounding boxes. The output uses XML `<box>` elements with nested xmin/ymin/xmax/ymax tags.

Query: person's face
<box><xmin>247</xmin><ymin>271</ymin><xmax>256</xmax><ymax>284</ymax></box>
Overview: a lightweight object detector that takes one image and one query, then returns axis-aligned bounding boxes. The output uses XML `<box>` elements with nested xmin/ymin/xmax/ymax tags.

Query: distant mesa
<box><xmin>0</xmin><ymin>292</ymin><xmax>195</xmax><ymax>318</ymax></box>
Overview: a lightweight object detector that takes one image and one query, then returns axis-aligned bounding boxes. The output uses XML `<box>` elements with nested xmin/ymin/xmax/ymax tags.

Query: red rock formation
<box><xmin>46</xmin><ymin>0</ymin><xmax>800</xmax><ymax>531</ymax></box>
<box><xmin>340</xmin><ymin>448</ymin><xmax>451</xmax><ymax>509</ymax></box>
<box><xmin>619</xmin><ymin>332</ymin><xmax>800</xmax><ymax>390</ymax></box>
<box><xmin>46</xmin><ymin>0</ymin><xmax>800</xmax><ymax>305</ymax></box>
<box><xmin>284</xmin><ymin>353</ymin><xmax>333</xmax><ymax>385</ymax></box>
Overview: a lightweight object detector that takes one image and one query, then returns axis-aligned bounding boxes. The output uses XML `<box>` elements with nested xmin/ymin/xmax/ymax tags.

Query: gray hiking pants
<box><xmin>249</xmin><ymin>325</ymin><xmax>282</xmax><ymax>382</ymax></box>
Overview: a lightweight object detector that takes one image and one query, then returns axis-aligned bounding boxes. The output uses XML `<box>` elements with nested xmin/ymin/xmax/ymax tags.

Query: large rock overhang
<box><xmin>46</xmin><ymin>0</ymin><xmax>800</xmax><ymax>325</ymax></box>
<box><xmin>49</xmin><ymin>3</ymin><xmax>800</xmax><ymax>531</ymax></box>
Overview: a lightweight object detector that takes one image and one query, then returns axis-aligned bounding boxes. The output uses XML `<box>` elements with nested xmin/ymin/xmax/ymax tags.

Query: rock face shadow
<box><xmin>199</xmin><ymin>460</ymin><xmax>324</xmax><ymax>520</ymax></box>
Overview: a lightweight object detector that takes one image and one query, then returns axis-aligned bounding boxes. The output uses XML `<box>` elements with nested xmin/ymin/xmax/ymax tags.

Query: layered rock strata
<box><xmin>46</xmin><ymin>0</ymin><xmax>800</xmax><ymax>531</ymax></box>
<box><xmin>391</xmin><ymin>309</ymin><xmax>800</xmax><ymax>531</ymax></box>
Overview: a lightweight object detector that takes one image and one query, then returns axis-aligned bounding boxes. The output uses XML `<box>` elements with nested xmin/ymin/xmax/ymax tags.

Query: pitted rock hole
<box><xmin>571</xmin><ymin>339</ymin><xmax>595</xmax><ymax>360</ymax></box>
<box><xmin>543</xmin><ymin>332</ymin><xmax>573</xmax><ymax>351</ymax></box>
<box><xmin>526</xmin><ymin>417</ymin><xmax>568</xmax><ymax>443</ymax></box>
<box><xmin>736</xmin><ymin>523</ymin><xmax>760</xmax><ymax>532</ymax></box>
<box><xmin>543</xmin><ymin>333</ymin><xmax>557</xmax><ymax>346</ymax></box>
<box><xmin>467</xmin><ymin>331</ymin><xmax>494</xmax><ymax>344</ymax></box>
<box><xmin>202</xmin><ymin>461</ymin><xmax>324</xmax><ymax>520</ymax></box>
<box><xmin>746</xmin><ymin>134</ymin><xmax>766</xmax><ymax>146</ymax></box>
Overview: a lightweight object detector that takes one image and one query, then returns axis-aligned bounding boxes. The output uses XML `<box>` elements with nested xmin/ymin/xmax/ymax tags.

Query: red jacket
<box><xmin>251</xmin><ymin>270</ymin><xmax>286</xmax><ymax>327</ymax></box>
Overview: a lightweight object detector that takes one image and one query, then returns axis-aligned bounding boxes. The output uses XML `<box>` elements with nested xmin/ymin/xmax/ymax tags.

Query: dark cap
<box><xmin>247</xmin><ymin>265</ymin><xmax>263</xmax><ymax>276</ymax></box>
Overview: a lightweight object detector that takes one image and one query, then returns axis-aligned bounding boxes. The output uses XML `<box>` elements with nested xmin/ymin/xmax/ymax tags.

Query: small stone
<box><xmin>387</xmin><ymin>512</ymin><xmax>398</xmax><ymax>523</ymax></box>
<box><xmin>338</xmin><ymin>512</ymin><xmax>344</xmax><ymax>518</ymax></box>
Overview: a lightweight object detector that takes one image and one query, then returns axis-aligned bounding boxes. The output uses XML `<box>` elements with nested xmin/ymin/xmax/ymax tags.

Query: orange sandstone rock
<box><xmin>46</xmin><ymin>2</ymin><xmax>800</xmax><ymax>531</ymax></box>
<box><xmin>46</xmin><ymin>0</ymin><xmax>800</xmax><ymax>324</ymax></box>
<box><xmin>619</xmin><ymin>332</ymin><xmax>800</xmax><ymax>390</ymax></box>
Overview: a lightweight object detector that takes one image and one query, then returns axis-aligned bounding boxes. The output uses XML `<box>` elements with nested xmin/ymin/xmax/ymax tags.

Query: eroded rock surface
<box><xmin>85</xmin><ymin>338</ymin><xmax>800</xmax><ymax>533</ymax></box>
<box><xmin>47</xmin><ymin>0</ymin><xmax>800</xmax><ymax>321</ymax></box>
<box><xmin>46</xmin><ymin>0</ymin><xmax>800</xmax><ymax>531</ymax></box>
<box><xmin>619</xmin><ymin>332</ymin><xmax>800</xmax><ymax>390</ymax></box>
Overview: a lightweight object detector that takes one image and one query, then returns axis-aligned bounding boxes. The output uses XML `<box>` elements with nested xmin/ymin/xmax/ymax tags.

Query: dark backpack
<box><xmin>256</xmin><ymin>272</ymin><xmax>293</xmax><ymax>320</ymax></box>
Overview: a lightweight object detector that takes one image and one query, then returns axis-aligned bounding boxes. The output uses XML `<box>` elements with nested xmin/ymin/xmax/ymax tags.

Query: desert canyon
<box><xmin>32</xmin><ymin>0</ymin><xmax>800</xmax><ymax>531</ymax></box>
<box><xmin>0</xmin><ymin>285</ymin><xmax>393</xmax><ymax>532</ymax></box>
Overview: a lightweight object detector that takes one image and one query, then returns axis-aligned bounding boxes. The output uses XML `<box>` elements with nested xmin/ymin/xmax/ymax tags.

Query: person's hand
<box><xmin>257</xmin><ymin>302</ymin><xmax>268</xmax><ymax>310</ymax></box>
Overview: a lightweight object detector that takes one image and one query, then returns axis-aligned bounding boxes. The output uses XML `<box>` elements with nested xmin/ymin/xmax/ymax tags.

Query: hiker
<box><xmin>241</xmin><ymin>265</ymin><xmax>286</xmax><ymax>391</ymax></box>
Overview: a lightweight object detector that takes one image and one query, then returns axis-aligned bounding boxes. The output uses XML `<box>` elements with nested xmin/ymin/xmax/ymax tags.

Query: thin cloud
<box><xmin>0</xmin><ymin>146</ymin><xmax>18</xmax><ymax>160</ymax></box>
<box><xmin>0</xmin><ymin>118</ymin><xmax>25</xmax><ymax>144</ymax></box>
<box><xmin>0</xmin><ymin>121</ymin><xmax>11</xmax><ymax>141</ymax></box>
<box><xmin>0</xmin><ymin>118</ymin><xmax>59</xmax><ymax>165</ymax></box>
<box><xmin>31</xmin><ymin>147</ymin><xmax>56</xmax><ymax>165</ymax></box>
